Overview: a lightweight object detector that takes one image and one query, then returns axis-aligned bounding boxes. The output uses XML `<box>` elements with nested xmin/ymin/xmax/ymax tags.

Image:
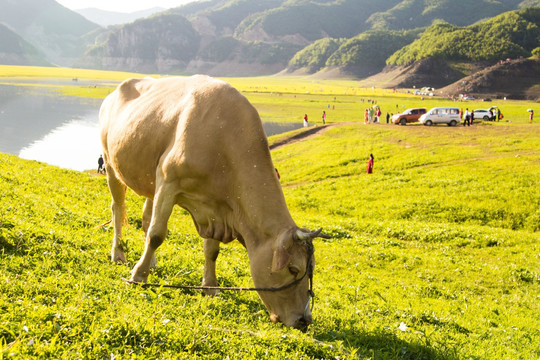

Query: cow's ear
<box><xmin>272</xmin><ymin>247</ymin><xmax>290</xmax><ymax>272</ymax></box>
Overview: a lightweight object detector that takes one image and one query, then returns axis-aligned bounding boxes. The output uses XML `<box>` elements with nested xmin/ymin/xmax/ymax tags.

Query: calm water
<box><xmin>0</xmin><ymin>84</ymin><xmax>301</xmax><ymax>171</ymax></box>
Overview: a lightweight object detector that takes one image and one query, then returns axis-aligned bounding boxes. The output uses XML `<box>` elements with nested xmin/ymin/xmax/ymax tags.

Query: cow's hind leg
<box><xmin>107</xmin><ymin>169</ymin><xmax>127</xmax><ymax>263</ymax></box>
<box><xmin>142</xmin><ymin>198</ymin><xmax>157</xmax><ymax>269</ymax></box>
<box><xmin>130</xmin><ymin>182</ymin><xmax>176</xmax><ymax>283</ymax></box>
<box><xmin>202</xmin><ymin>238</ymin><xmax>220</xmax><ymax>296</ymax></box>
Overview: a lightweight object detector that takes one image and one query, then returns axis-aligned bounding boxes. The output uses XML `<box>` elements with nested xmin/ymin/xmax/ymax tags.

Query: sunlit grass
<box><xmin>0</xmin><ymin>65</ymin><xmax>142</xmax><ymax>81</ymax></box>
<box><xmin>0</xmin><ymin>66</ymin><xmax>539</xmax><ymax>358</ymax></box>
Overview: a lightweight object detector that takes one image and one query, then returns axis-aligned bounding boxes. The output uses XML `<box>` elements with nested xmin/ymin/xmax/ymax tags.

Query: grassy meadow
<box><xmin>0</xmin><ymin>66</ymin><xmax>539</xmax><ymax>359</ymax></box>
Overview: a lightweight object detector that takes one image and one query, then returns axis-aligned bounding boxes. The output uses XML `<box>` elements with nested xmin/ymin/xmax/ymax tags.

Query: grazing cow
<box><xmin>99</xmin><ymin>75</ymin><xmax>330</xmax><ymax>329</ymax></box>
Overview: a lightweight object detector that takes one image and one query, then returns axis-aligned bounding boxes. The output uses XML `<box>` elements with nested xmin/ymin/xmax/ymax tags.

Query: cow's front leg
<box><xmin>107</xmin><ymin>169</ymin><xmax>127</xmax><ymax>263</ymax></box>
<box><xmin>142</xmin><ymin>198</ymin><xmax>157</xmax><ymax>269</ymax></box>
<box><xmin>130</xmin><ymin>185</ymin><xmax>175</xmax><ymax>283</ymax></box>
<box><xmin>202</xmin><ymin>238</ymin><xmax>220</xmax><ymax>296</ymax></box>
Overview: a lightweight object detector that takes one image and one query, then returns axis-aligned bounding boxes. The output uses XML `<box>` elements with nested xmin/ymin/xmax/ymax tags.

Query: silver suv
<box><xmin>419</xmin><ymin>107</ymin><xmax>460</xmax><ymax>126</ymax></box>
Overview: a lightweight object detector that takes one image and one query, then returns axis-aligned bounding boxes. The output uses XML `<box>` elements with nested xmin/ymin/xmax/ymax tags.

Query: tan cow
<box><xmin>99</xmin><ymin>75</ymin><xmax>329</xmax><ymax>329</ymax></box>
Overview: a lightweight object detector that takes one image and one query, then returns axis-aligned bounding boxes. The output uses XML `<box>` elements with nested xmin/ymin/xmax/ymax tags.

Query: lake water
<box><xmin>0</xmin><ymin>84</ymin><xmax>301</xmax><ymax>171</ymax></box>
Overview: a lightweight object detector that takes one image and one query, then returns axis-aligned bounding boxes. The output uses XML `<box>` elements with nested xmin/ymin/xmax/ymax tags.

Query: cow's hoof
<box><xmin>203</xmin><ymin>288</ymin><xmax>220</xmax><ymax>296</ymax></box>
<box><xmin>201</xmin><ymin>280</ymin><xmax>219</xmax><ymax>296</ymax></box>
<box><xmin>111</xmin><ymin>250</ymin><xmax>126</xmax><ymax>264</ymax></box>
<box><xmin>130</xmin><ymin>267</ymin><xmax>149</xmax><ymax>284</ymax></box>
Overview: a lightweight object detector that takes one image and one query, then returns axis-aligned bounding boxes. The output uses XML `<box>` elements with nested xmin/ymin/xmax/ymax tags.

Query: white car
<box><xmin>473</xmin><ymin>109</ymin><xmax>492</xmax><ymax>121</ymax></box>
<box><xmin>473</xmin><ymin>107</ymin><xmax>498</xmax><ymax>121</ymax></box>
<box><xmin>419</xmin><ymin>107</ymin><xmax>461</xmax><ymax>126</ymax></box>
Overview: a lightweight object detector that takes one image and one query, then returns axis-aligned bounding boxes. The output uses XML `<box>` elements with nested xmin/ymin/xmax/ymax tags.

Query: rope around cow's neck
<box><xmin>122</xmin><ymin>243</ymin><xmax>316</xmax><ymax>312</ymax></box>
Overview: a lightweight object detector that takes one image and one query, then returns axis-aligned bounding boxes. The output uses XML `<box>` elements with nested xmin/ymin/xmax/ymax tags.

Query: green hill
<box><xmin>287</xmin><ymin>38</ymin><xmax>346</xmax><ymax>73</ymax></box>
<box><xmin>324</xmin><ymin>29</ymin><xmax>421</xmax><ymax>76</ymax></box>
<box><xmin>387</xmin><ymin>8</ymin><xmax>540</xmax><ymax>65</ymax></box>
<box><xmin>287</xmin><ymin>29</ymin><xmax>421</xmax><ymax>76</ymax></box>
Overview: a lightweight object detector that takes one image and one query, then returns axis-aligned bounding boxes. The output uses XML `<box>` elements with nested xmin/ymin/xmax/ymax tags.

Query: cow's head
<box><xmin>249</xmin><ymin>227</ymin><xmax>330</xmax><ymax>329</ymax></box>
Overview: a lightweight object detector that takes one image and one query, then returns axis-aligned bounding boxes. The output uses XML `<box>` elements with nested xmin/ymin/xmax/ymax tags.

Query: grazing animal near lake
<box><xmin>99</xmin><ymin>75</ymin><xmax>330</xmax><ymax>329</ymax></box>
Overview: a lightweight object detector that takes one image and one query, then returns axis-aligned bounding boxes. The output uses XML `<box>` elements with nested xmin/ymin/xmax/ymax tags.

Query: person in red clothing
<box><xmin>367</xmin><ymin>154</ymin><xmax>374</xmax><ymax>173</ymax></box>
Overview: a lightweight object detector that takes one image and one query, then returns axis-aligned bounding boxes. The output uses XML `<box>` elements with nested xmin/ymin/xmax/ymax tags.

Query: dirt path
<box><xmin>269</xmin><ymin>122</ymin><xmax>354</xmax><ymax>151</ymax></box>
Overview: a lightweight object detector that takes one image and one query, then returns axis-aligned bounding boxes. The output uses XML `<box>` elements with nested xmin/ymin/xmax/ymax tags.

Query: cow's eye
<box><xmin>288</xmin><ymin>266</ymin><xmax>300</xmax><ymax>277</ymax></box>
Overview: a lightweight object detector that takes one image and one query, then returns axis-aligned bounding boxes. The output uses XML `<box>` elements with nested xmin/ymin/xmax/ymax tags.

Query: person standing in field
<box><xmin>366</xmin><ymin>154</ymin><xmax>374</xmax><ymax>174</ymax></box>
<box><xmin>463</xmin><ymin>108</ymin><xmax>470</xmax><ymax>126</ymax></box>
<box><xmin>530</xmin><ymin>110</ymin><xmax>534</xmax><ymax>123</ymax></box>
<box><xmin>386</xmin><ymin>112</ymin><xmax>390</xmax><ymax>124</ymax></box>
<box><xmin>364</xmin><ymin>108</ymin><xmax>369</xmax><ymax>125</ymax></box>
<box><xmin>303</xmin><ymin>114</ymin><xmax>308</xmax><ymax>127</ymax></box>
<box><xmin>470</xmin><ymin>110</ymin><xmax>475</xmax><ymax>125</ymax></box>
<box><xmin>322</xmin><ymin>110</ymin><xmax>326</xmax><ymax>124</ymax></box>
<box><xmin>97</xmin><ymin>155</ymin><xmax>105</xmax><ymax>174</ymax></box>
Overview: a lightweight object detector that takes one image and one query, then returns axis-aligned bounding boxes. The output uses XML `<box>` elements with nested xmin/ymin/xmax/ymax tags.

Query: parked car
<box><xmin>473</xmin><ymin>109</ymin><xmax>493</xmax><ymax>121</ymax></box>
<box><xmin>473</xmin><ymin>106</ymin><xmax>498</xmax><ymax>121</ymax></box>
<box><xmin>392</xmin><ymin>108</ymin><xmax>427</xmax><ymax>125</ymax></box>
<box><xmin>419</xmin><ymin>107</ymin><xmax>461</xmax><ymax>126</ymax></box>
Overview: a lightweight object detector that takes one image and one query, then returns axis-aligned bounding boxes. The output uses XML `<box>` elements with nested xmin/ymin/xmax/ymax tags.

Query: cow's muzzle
<box><xmin>294</xmin><ymin>313</ymin><xmax>312</xmax><ymax>331</ymax></box>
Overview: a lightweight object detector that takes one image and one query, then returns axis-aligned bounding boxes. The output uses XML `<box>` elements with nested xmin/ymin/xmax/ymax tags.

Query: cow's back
<box><xmin>99</xmin><ymin>75</ymin><xmax>269</xmax><ymax>200</ymax></box>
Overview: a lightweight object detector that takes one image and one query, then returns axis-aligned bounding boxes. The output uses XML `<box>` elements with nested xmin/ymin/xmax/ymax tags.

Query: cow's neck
<box><xmin>236</xmin><ymin>172</ymin><xmax>295</xmax><ymax>248</ymax></box>
<box><xmin>231</xmin><ymin>146</ymin><xmax>296</xmax><ymax>250</ymax></box>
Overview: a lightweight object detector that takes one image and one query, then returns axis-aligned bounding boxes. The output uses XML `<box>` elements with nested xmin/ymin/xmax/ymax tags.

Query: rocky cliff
<box><xmin>77</xmin><ymin>14</ymin><xmax>200</xmax><ymax>73</ymax></box>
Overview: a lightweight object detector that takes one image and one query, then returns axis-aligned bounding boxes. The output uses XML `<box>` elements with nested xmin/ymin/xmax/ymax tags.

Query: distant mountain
<box><xmin>76</xmin><ymin>7</ymin><xmax>165</xmax><ymax>27</ymax></box>
<box><xmin>1</xmin><ymin>0</ymin><xmax>539</xmax><ymax>97</ymax></box>
<box><xmin>0</xmin><ymin>23</ymin><xmax>51</xmax><ymax>66</ymax></box>
<box><xmin>77</xmin><ymin>14</ymin><xmax>200</xmax><ymax>73</ymax></box>
<box><xmin>171</xmin><ymin>0</ymin><xmax>286</xmax><ymax>37</ymax></box>
<box><xmin>366</xmin><ymin>0</ymin><xmax>540</xmax><ymax>30</ymax></box>
<box><xmin>234</xmin><ymin>0</ymin><xmax>400</xmax><ymax>44</ymax></box>
<box><xmin>0</xmin><ymin>0</ymin><xmax>100</xmax><ymax>65</ymax></box>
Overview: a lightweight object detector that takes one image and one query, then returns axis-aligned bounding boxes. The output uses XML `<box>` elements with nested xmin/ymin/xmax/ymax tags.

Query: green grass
<box><xmin>0</xmin><ymin>67</ymin><xmax>539</xmax><ymax>358</ymax></box>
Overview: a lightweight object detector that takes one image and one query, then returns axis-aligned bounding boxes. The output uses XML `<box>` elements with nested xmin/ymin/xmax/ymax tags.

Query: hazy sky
<box><xmin>56</xmin><ymin>0</ymin><xmax>197</xmax><ymax>13</ymax></box>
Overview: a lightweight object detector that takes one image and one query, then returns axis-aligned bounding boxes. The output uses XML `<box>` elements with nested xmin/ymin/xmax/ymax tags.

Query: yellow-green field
<box><xmin>0</xmin><ymin>66</ymin><xmax>538</xmax><ymax>359</ymax></box>
<box><xmin>0</xmin><ymin>65</ymin><xmax>535</xmax><ymax>123</ymax></box>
